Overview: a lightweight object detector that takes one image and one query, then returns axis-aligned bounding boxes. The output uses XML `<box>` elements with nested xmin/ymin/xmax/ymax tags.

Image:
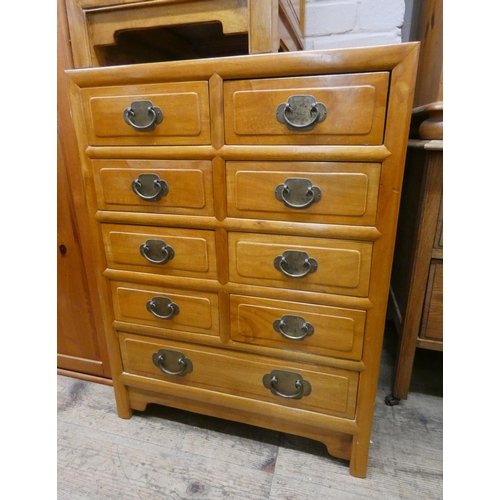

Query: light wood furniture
<box><xmin>65</xmin><ymin>0</ymin><xmax>305</xmax><ymax>68</ymax></box>
<box><xmin>66</xmin><ymin>43</ymin><xmax>418</xmax><ymax>477</ymax></box>
<box><xmin>386</xmin><ymin>135</ymin><xmax>443</xmax><ymax>404</ymax></box>
<box><xmin>385</xmin><ymin>0</ymin><xmax>443</xmax><ymax>404</ymax></box>
<box><xmin>58</xmin><ymin>0</ymin><xmax>112</xmax><ymax>381</ymax></box>
<box><xmin>59</xmin><ymin>0</ymin><xmax>304</xmax><ymax>381</ymax></box>
<box><xmin>411</xmin><ymin>0</ymin><xmax>442</xmax><ymax>110</ymax></box>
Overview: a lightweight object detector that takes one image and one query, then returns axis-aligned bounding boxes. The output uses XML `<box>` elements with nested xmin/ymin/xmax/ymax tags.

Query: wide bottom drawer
<box><xmin>119</xmin><ymin>332</ymin><xmax>358</xmax><ymax>419</ymax></box>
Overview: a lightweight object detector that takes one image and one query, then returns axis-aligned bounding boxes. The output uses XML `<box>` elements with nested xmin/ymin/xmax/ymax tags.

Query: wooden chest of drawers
<box><xmin>66</xmin><ymin>43</ymin><xmax>418</xmax><ymax>478</ymax></box>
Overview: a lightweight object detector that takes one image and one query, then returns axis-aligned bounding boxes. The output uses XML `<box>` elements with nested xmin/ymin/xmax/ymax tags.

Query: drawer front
<box><xmin>93</xmin><ymin>159</ymin><xmax>214</xmax><ymax>216</ymax></box>
<box><xmin>119</xmin><ymin>332</ymin><xmax>358</xmax><ymax>418</ymax></box>
<box><xmin>81</xmin><ymin>81</ymin><xmax>210</xmax><ymax>146</ymax></box>
<box><xmin>420</xmin><ymin>260</ymin><xmax>443</xmax><ymax>342</ymax></box>
<box><xmin>228</xmin><ymin>232</ymin><xmax>372</xmax><ymax>296</ymax></box>
<box><xmin>224</xmin><ymin>73</ymin><xmax>389</xmax><ymax>145</ymax></box>
<box><xmin>111</xmin><ymin>282</ymin><xmax>220</xmax><ymax>336</ymax></box>
<box><xmin>226</xmin><ymin>161</ymin><xmax>380</xmax><ymax>225</ymax></box>
<box><xmin>102</xmin><ymin>224</ymin><xmax>217</xmax><ymax>280</ymax></box>
<box><xmin>435</xmin><ymin>197</ymin><xmax>443</xmax><ymax>249</ymax></box>
<box><xmin>230</xmin><ymin>295</ymin><xmax>365</xmax><ymax>360</ymax></box>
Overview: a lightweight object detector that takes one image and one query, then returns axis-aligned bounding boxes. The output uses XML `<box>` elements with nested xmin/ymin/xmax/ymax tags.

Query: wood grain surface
<box><xmin>58</xmin><ymin>325</ymin><xmax>443</xmax><ymax>499</ymax></box>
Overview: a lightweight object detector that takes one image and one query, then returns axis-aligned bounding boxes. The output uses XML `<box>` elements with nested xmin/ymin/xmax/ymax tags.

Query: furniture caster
<box><xmin>385</xmin><ymin>394</ymin><xmax>400</xmax><ymax>406</ymax></box>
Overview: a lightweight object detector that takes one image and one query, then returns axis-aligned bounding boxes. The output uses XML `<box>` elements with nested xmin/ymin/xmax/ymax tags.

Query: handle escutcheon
<box><xmin>146</xmin><ymin>296</ymin><xmax>180</xmax><ymax>320</ymax></box>
<box><xmin>140</xmin><ymin>239</ymin><xmax>175</xmax><ymax>265</ymax></box>
<box><xmin>131</xmin><ymin>173</ymin><xmax>169</xmax><ymax>201</ymax></box>
<box><xmin>273</xmin><ymin>315</ymin><xmax>314</xmax><ymax>341</ymax></box>
<box><xmin>275</xmin><ymin>178</ymin><xmax>321</xmax><ymax>209</ymax></box>
<box><xmin>276</xmin><ymin>95</ymin><xmax>327</xmax><ymax>131</ymax></box>
<box><xmin>124</xmin><ymin>100</ymin><xmax>163</xmax><ymax>132</ymax></box>
<box><xmin>152</xmin><ymin>349</ymin><xmax>193</xmax><ymax>376</ymax></box>
<box><xmin>274</xmin><ymin>250</ymin><xmax>318</xmax><ymax>278</ymax></box>
<box><xmin>263</xmin><ymin>370</ymin><xmax>312</xmax><ymax>399</ymax></box>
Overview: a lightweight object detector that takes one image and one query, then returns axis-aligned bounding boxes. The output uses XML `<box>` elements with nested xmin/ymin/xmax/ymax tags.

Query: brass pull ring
<box><xmin>123</xmin><ymin>100</ymin><xmax>163</xmax><ymax>132</ymax></box>
<box><xmin>152</xmin><ymin>349</ymin><xmax>193</xmax><ymax>376</ymax></box>
<box><xmin>276</xmin><ymin>95</ymin><xmax>327</xmax><ymax>131</ymax></box>
<box><xmin>131</xmin><ymin>174</ymin><xmax>169</xmax><ymax>201</ymax></box>
<box><xmin>263</xmin><ymin>370</ymin><xmax>312</xmax><ymax>400</ymax></box>
<box><xmin>275</xmin><ymin>178</ymin><xmax>322</xmax><ymax>209</ymax></box>
<box><xmin>274</xmin><ymin>250</ymin><xmax>318</xmax><ymax>278</ymax></box>
<box><xmin>273</xmin><ymin>315</ymin><xmax>314</xmax><ymax>340</ymax></box>
<box><xmin>270</xmin><ymin>376</ymin><xmax>304</xmax><ymax>399</ymax></box>
<box><xmin>139</xmin><ymin>239</ymin><xmax>175</xmax><ymax>265</ymax></box>
<box><xmin>157</xmin><ymin>355</ymin><xmax>188</xmax><ymax>376</ymax></box>
<box><xmin>283</xmin><ymin>102</ymin><xmax>320</xmax><ymax>130</ymax></box>
<box><xmin>146</xmin><ymin>296</ymin><xmax>180</xmax><ymax>320</ymax></box>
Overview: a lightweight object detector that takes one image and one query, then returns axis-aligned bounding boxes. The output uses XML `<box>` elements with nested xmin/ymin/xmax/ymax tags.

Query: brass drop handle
<box><xmin>275</xmin><ymin>178</ymin><xmax>321</xmax><ymax>209</ymax></box>
<box><xmin>152</xmin><ymin>349</ymin><xmax>193</xmax><ymax>376</ymax></box>
<box><xmin>140</xmin><ymin>239</ymin><xmax>175</xmax><ymax>265</ymax></box>
<box><xmin>274</xmin><ymin>250</ymin><xmax>318</xmax><ymax>278</ymax></box>
<box><xmin>276</xmin><ymin>95</ymin><xmax>327</xmax><ymax>131</ymax></box>
<box><xmin>146</xmin><ymin>296</ymin><xmax>180</xmax><ymax>320</ymax></box>
<box><xmin>263</xmin><ymin>370</ymin><xmax>311</xmax><ymax>400</ymax></box>
<box><xmin>131</xmin><ymin>173</ymin><xmax>169</xmax><ymax>201</ymax></box>
<box><xmin>273</xmin><ymin>315</ymin><xmax>314</xmax><ymax>340</ymax></box>
<box><xmin>123</xmin><ymin>100</ymin><xmax>163</xmax><ymax>132</ymax></box>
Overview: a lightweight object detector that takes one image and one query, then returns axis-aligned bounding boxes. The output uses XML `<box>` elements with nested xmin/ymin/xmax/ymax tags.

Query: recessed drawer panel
<box><xmin>119</xmin><ymin>332</ymin><xmax>358</xmax><ymax>418</ymax></box>
<box><xmin>230</xmin><ymin>295</ymin><xmax>366</xmax><ymax>360</ymax></box>
<box><xmin>420</xmin><ymin>260</ymin><xmax>443</xmax><ymax>342</ymax></box>
<box><xmin>93</xmin><ymin>159</ymin><xmax>214</xmax><ymax>216</ymax></box>
<box><xmin>226</xmin><ymin>161</ymin><xmax>380</xmax><ymax>225</ymax></box>
<box><xmin>435</xmin><ymin>198</ymin><xmax>443</xmax><ymax>249</ymax></box>
<box><xmin>102</xmin><ymin>224</ymin><xmax>217</xmax><ymax>280</ymax></box>
<box><xmin>224</xmin><ymin>73</ymin><xmax>389</xmax><ymax>145</ymax></box>
<box><xmin>111</xmin><ymin>282</ymin><xmax>220</xmax><ymax>336</ymax></box>
<box><xmin>81</xmin><ymin>81</ymin><xmax>210</xmax><ymax>146</ymax></box>
<box><xmin>228</xmin><ymin>233</ymin><xmax>372</xmax><ymax>296</ymax></box>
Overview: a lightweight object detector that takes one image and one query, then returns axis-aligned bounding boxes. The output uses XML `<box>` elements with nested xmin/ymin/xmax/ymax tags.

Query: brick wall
<box><xmin>304</xmin><ymin>0</ymin><xmax>408</xmax><ymax>49</ymax></box>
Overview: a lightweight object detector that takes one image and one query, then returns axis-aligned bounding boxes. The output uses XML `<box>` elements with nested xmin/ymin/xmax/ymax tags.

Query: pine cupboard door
<box><xmin>57</xmin><ymin>129</ymin><xmax>110</xmax><ymax>378</ymax></box>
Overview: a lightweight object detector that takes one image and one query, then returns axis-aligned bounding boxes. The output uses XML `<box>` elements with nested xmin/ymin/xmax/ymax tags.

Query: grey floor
<box><xmin>57</xmin><ymin>322</ymin><xmax>443</xmax><ymax>499</ymax></box>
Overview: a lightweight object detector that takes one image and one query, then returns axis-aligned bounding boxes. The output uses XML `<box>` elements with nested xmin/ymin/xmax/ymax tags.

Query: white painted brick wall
<box><xmin>304</xmin><ymin>0</ymin><xmax>406</xmax><ymax>49</ymax></box>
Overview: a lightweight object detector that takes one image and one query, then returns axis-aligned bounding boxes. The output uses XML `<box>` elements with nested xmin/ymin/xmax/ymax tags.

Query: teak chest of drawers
<box><xmin>67</xmin><ymin>43</ymin><xmax>419</xmax><ymax>478</ymax></box>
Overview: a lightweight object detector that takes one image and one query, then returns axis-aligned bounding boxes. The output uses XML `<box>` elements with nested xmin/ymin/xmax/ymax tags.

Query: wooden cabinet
<box><xmin>386</xmin><ymin>139</ymin><xmax>443</xmax><ymax>403</ymax></box>
<box><xmin>58</xmin><ymin>0</ymin><xmax>305</xmax><ymax>381</ymax></box>
<box><xmin>66</xmin><ymin>43</ymin><xmax>418</xmax><ymax>478</ymax></box>
<box><xmin>65</xmin><ymin>0</ymin><xmax>306</xmax><ymax>68</ymax></box>
<box><xmin>385</xmin><ymin>0</ymin><xmax>443</xmax><ymax>403</ymax></box>
<box><xmin>57</xmin><ymin>0</ymin><xmax>112</xmax><ymax>381</ymax></box>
